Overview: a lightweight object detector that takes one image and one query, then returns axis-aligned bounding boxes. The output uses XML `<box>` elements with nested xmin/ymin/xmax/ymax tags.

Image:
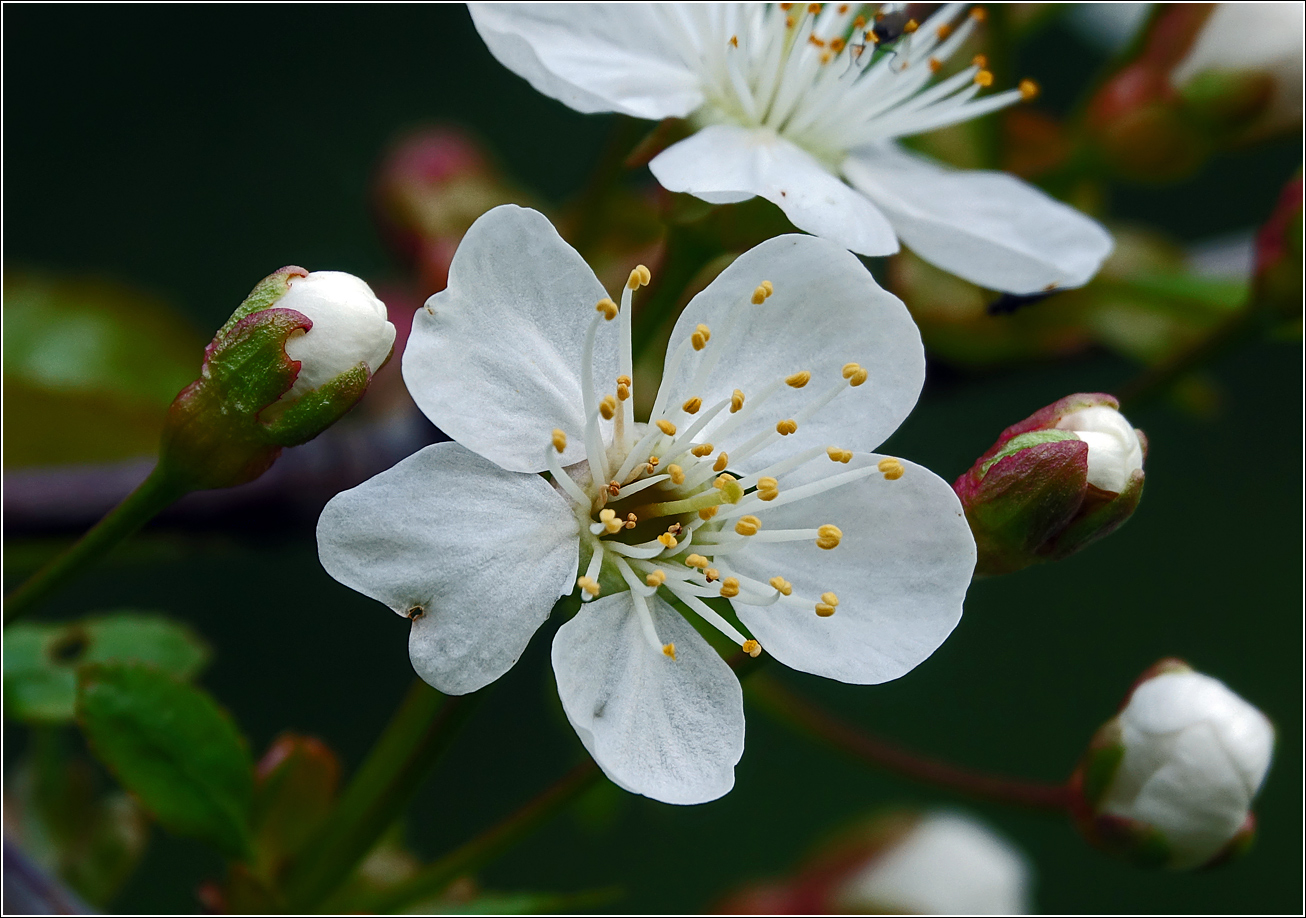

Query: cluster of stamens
<box><xmin>691</xmin><ymin>3</ymin><xmax>1039</xmax><ymax>161</ymax></box>
<box><xmin>543</xmin><ymin>261</ymin><xmax>910</xmax><ymax>664</ymax></box>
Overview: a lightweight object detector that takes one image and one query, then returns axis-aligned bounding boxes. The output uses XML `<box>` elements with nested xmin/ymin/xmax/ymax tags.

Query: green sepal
<box><xmin>262</xmin><ymin>362</ymin><xmax>370</xmax><ymax>446</ymax></box>
<box><xmin>1044</xmin><ymin>468</ymin><xmax>1145</xmax><ymax>561</ymax></box>
<box><xmin>205</xmin><ymin>307</ymin><xmax>310</xmax><ymax>416</ymax></box>
<box><xmin>1091</xmin><ymin>813</ymin><xmax>1174</xmax><ymax>868</ymax></box>
<box><xmin>1079</xmin><ymin>725</ymin><xmax>1126</xmax><ymax>808</ymax></box>
<box><xmin>76</xmin><ymin>662</ymin><xmax>255</xmax><ymax>861</ymax></box>
<box><xmin>217</xmin><ymin>266</ymin><xmax>307</xmax><ymax>338</ymax></box>
<box><xmin>979</xmin><ymin>429</ymin><xmax>1080</xmax><ymax>476</ymax></box>
<box><xmin>3</xmin><ymin>612</ymin><xmax>209</xmax><ymax>723</ymax></box>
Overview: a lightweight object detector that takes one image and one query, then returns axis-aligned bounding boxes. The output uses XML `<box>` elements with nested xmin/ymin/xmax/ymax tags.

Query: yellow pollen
<box><xmin>692</xmin><ymin>323</ymin><xmax>712</xmax><ymax>350</ymax></box>
<box><xmin>769</xmin><ymin>576</ymin><xmax>793</xmax><ymax>596</ymax></box>
<box><xmin>617</xmin><ymin>374</ymin><xmax>632</xmax><ymax>387</ymax></box>
<box><xmin>729</xmin><ymin>34</ymin><xmax>738</xmax><ymax>47</ymax></box>
<box><xmin>735</xmin><ymin>515</ymin><xmax>762</xmax><ymax>536</ymax></box>
<box><xmin>704</xmin><ymin>568</ymin><xmax>720</xmax><ymax>582</ymax></box>
<box><xmin>821</xmin><ymin>591</ymin><xmax>840</xmax><ymax>607</ymax></box>
<box><xmin>719</xmin><ymin>577</ymin><xmax>740</xmax><ymax>598</ymax></box>
<box><xmin>786</xmin><ymin>15</ymin><xmax>796</xmax><ymax>29</ymax></box>
<box><xmin>600</xmin><ymin>395</ymin><xmax>617</xmax><ymax>420</ymax></box>
<box><xmin>551</xmin><ymin>429</ymin><xmax>567</xmax><ymax>452</ymax></box>
<box><xmin>608</xmin><ymin>480</ymin><xmax>622</xmax><ymax>497</ymax></box>
<box><xmin>829</xmin><ymin>37</ymin><xmax>845</xmax><ymax>53</ymax></box>
<box><xmin>713</xmin><ymin>451</ymin><xmax>730</xmax><ymax>472</ymax></box>
<box><xmin>682</xmin><ymin>396</ymin><xmax>702</xmax><ymax>414</ymax></box>
<box><xmin>698</xmin><ymin>506</ymin><xmax>719</xmax><ymax>521</ymax></box>
<box><xmin>761</xmin><ymin>280</ymin><xmax>773</xmax><ymax>297</ymax></box>
<box><xmin>816</xmin><ymin>524</ymin><xmax>843</xmax><ymax>549</ymax></box>
<box><xmin>691</xmin><ymin>443</ymin><xmax>715</xmax><ymax>457</ymax></box>
<box><xmin>971</xmin><ymin>54</ymin><xmax>988</xmax><ymax>68</ymax></box>
<box><xmin>974</xmin><ymin>70</ymin><xmax>993</xmax><ymax>87</ymax></box>
<box><xmin>904</xmin><ymin>19</ymin><xmax>918</xmax><ymax>32</ymax></box>
<box><xmin>667</xmin><ymin>464</ymin><xmax>685</xmax><ymax>484</ymax></box>
<box><xmin>596</xmin><ymin>297</ymin><xmax>618</xmax><ymax>320</ymax></box>
<box><xmin>1019</xmin><ymin>78</ymin><xmax>1040</xmax><ymax>101</ymax></box>
<box><xmin>757</xmin><ymin>476</ymin><xmax>779</xmax><ymax>501</ymax></box>
<box><xmin>838</xmin><ymin>3</ymin><xmax>848</xmax><ymax>13</ymax></box>
<box><xmin>627</xmin><ymin>265</ymin><xmax>651</xmax><ymax>290</ymax></box>
<box><xmin>868</xmin><ymin>30</ymin><xmax>880</xmax><ymax>44</ymax></box>
<box><xmin>827</xmin><ymin>446</ymin><xmax>854</xmax><ymax>463</ymax></box>
<box><xmin>577</xmin><ymin>576</ymin><xmax>600</xmax><ymax>597</ymax></box>
<box><xmin>815</xmin><ymin>602</ymin><xmax>837</xmax><ymax>617</ymax></box>
<box><xmin>853</xmin><ymin>14</ymin><xmax>866</xmax><ymax>29</ymax></box>
<box><xmin>647</xmin><ymin>456</ymin><xmax>659</xmax><ymax>468</ymax></box>
<box><xmin>657</xmin><ymin>532</ymin><xmax>678</xmax><ymax>548</ymax></box>
<box><xmin>807</xmin><ymin>3</ymin><xmax>821</xmax><ymax>14</ymax></box>
<box><xmin>780</xmin><ymin>2</ymin><xmax>792</xmax><ymax>9</ymax></box>
<box><xmin>730</xmin><ymin>389</ymin><xmax>746</xmax><ymax>413</ymax></box>
<box><xmin>776</xmin><ymin>419</ymin><xmax>798</xmax><ymax>436</ymax></box>
<box><xmin>929</xmin><ymin>57</ymin><xmax>942</xmax><ymax>74</ymax></box>
<box><xmin>820</xmin><ymin>51</ymin><xmax>832</xmax><ymax>65</ymax></box>
<box><xmin>646</xmin><ymin>570</ymin><xmax>667</xmax><ymax>587</ymax></box>
<box><xmin>877</xmin><ymin>457</ymin><xmax>905</xmax><ymax>480</ymax></box>
<box><xmin>625</xmin><ymin>513</ymin><xmax>638</xmax><ymax>529</ymax></box>
<box><xmin>663</xmin><ymin>642</ymin><xmax>677</xmax><ymax>659</ymax></box>
<box><xmin>686</xmin><ymin>554</ymin><xmax>709</xmax><ymax>569</ymax></box>
<box><xmin>742</xmin><ymin>639</ymin><xmax>762</xmax><ymax>658</ymax></box>
<box><xmin>808</xmin><ymin>34</ymin><xmax>826</xmax><ymax>48</ymax></box>
<box><xmin>786</xmin><ymin>370</ymin><xmax>811</xmax><ymax>388</ymax></box>
<box><xmin>617</xmin><ymin>383</ymin><xmax>631</xmax><ymax>401</ymax></box>
<box><xmin>656</xmin><ymin>419</ymin><xmax>677</xmax><ymax>436</ymax></box>
<box><xmin>842</xmin><ymin>362</ymin><xmax>862</xmax><ymax>379</ymax></box>
<box><xmin>936</xmin><ymin>23</ymin><xmax>952</xmax><ymax>39</ymax></box>
<box><xmin>971</xmin><ymin>6</ymin><xmax>987</xmax><ymax>21</ymax></box>
<box><xmin>751</xmin><ymin>285</ymin><xmax>768</xmax><ymax>305</ymax></box>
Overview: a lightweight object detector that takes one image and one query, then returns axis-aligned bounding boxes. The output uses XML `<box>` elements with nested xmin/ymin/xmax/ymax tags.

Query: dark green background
<box><xmin>5</xmin><ymin>5</ymin><xmax>1301</xmax><ymax>914</ymax></box>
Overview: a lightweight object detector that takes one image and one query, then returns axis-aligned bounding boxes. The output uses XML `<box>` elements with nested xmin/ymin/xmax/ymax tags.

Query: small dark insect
<box><xmin>871</xmin><ymin>3</ymin><xmax>915</xmax><ymax>45</ymax></box>
<box><xmin>987</xmin><ymin>290</ymin><xmax>1058</xmax><ymax>316</ymax></box>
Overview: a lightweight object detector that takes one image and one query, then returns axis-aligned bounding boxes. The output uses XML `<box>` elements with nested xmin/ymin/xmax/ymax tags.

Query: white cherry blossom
<box><xmin>468</xmin><ymin>2</ymin><xmax>1113</xmax><ymax>294</ymax></box>
<box><xmin>317</xmin><ymin>205</ymin><xmax>975</xmax><ymax>804</ymax></box>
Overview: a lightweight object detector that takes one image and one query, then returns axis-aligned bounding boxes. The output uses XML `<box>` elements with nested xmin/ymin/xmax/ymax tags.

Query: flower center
<box><xmin>693</xmin><ymin>3</ymin><xmax>1037</xmax><ymax>163</ymax></box>
<box><xmin>543</xmin><ymin>264</ymin><xmax>908</xmax><ymax>661</ymax></box>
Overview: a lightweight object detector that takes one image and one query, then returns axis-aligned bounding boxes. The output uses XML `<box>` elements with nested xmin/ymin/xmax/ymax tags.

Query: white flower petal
<box><xmin>467</xmin><ymin>3</ymin><xmax>704</xmax><ymax>120</ymax></box>
<box><xmin>843</xmin><ymin>144</ymin><xmax>1113</xmax><ymax>294</ymax></box>
<box><xmin>650</xmin><ymin>126</ymin><xmax>900</xmax><ymax>256</ymax></box>
<box><xmin>728</xmin><ymin>455</ymin><xmax>975</xmax><ymax>684</ymax></box>
<box><xmin>657</xmin><ymin>233</ymin><xmax>923</xmax><ymax>472</ymax></box>
<box><xmin>403</xmin><ymin>205</ymin><xmax>619</xmax><ymax>473</ymax></box>
<box><xmin>317</xmin><ymin>441</ymin><xmax>579</xmax><ymax>695</ymax></box>
<box><xmin>551</xmin><ymin>591</ymin><xmax>744</xmax><ymax>804</ymax></box>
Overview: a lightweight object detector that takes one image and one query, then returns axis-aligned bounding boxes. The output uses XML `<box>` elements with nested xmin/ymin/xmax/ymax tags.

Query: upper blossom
<box><xmin>469</xmin><ymin>2</ymin><xmax>1114</xmax><ymax>294</ymax></box>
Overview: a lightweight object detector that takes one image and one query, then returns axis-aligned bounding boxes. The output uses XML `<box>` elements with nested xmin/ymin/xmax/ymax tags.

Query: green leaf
<box><xmin>4</xmin><ymin>612</ymin><xmax>210</xmax><ymax>723</ymax></box>
<box><xmin>2</xmin><ymin>268</ymin><xmax>204</xmax><ymax>469</ymax></box>
<box><xmin>76</xmin><ymin>663</ymin><xmax>254</xmax><ymax>860</ymax></box>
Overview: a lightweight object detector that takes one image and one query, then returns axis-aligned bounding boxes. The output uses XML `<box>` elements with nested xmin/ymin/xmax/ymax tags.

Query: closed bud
<box><xmin>954</xmin><ymin>393</ymin><xmax>1145</xmax><ymax>575</ymax></box>
<box><xmin>159</xmin><ymin>268</ymin><xmax>395</xmax><ymax>490</ymax></box>
<box><xmin>1070</xmin><ymin>659</ymin><xmax>1274</xmax><ymax>870</ymax></box>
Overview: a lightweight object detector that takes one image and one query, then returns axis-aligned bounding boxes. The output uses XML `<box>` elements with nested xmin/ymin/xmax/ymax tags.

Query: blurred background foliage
<box><xmin>3</xmin><ymin>4</ymin><xmax>1301</xmax><ymax>914</ymax></box>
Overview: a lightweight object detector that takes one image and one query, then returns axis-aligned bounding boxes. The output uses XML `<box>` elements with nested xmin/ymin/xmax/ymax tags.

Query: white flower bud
<box><xmin>836</xmin><ymin>812</ymin><xmax>1032</xmax><ymax>915</ymax></box>
<box><xmin>1055</xmin><ymin>405</ymin><xmax>1144</xmax><ymax>493</ymax></box>
<box><xmin>1100</xmin><ymin>668</ymin><xmax>1274</xmax><ymax>869</ymax></box>
<box><xmin>279</xmin><ymin>271</ymin><xmax>396</xmax><ymax>399</ymax></box>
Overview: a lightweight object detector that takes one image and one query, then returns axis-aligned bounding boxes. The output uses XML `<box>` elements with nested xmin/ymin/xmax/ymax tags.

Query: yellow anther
<box><xmin>552</xmin><ymin>429</ymin><xmax>567</xmax><ymax>452</ymax></box>
<box><xmin>682</xmin><ymin>396</ymin><xmax>702</xmax><ymax>414</ymax></box>
<box><xmin>667</xmin><ymin>464</ymin><xmax>685</xmax><ymax>485</ymax></box>
<box><xmin>704</xmin><ymin>568</ymin><xmax>720</xmax><ymax>582</ymax></box>
<box><xmin>1019</xmin><ymin>78</ymin><xmax>1040</xmax><ymax>101</ymax></box>
<box><xmin>756</xmin><ymin>476</ymin><xmax>779</xmax><ymax>502</ymax></box>
<box><xmin>761</xmin><ymin>280</ymin><xmax>773</xmax><ymax>297</ymax></box>
<box><xmin>786</xmin><ymin>370</ymin><xmax>811</xmax><ymax>388</ymax></box>
<box><xmin>853</xmin><ymin>14</ymin><xmax>866</xmax><ymax>29</ymax></box>
<box><xmin>904</xmin><ymin>18</ymin><xmax>918</xmax><ymax>32</ymax></box>
<box><xmin>751</xmin><ymin>284</ymin><xmax>769</xmax><ymax>305</ymax></box>
<box><xmin>617</xmin><ymin>383</ymin><xmax>631</xmax><ymax>401</ymax></box>
<box><xmin>698</xmin><ymin>506</ymin><xmax>719</xmax><ymax>521</ymax></box>
<box><xmin>719</xmin><ymin>577</ymin><xmax>740</xmax><ymax>598</ymax></box>
<box><xmin>974</xmin><ymin>70</ymin><xmax>993</xmax><ymax>88</ymax></box>
<box><xmin>742</xmin><ymin>639</ymin><xmax>762</xmax><ymax>658</ymax></box>
<box><xmin>808</xmin><ymin>34</ymin><xmax>825</xmax><ymax>47</ymax></box>
<box><xmin>842</xmin><ymin>362</ymin><xmax>862</xmax><ymax>379</ymax></box>
<box><xmin>730</xmin><ymin>389</ymin><xmax>745</xmax><ymax>413</ymax></box>
<box><xmin>776</xmin><ymin>419</ymin><xmax>798</xmax><ymax>436</ymax></box>
<box><xmin>878</xmin><ymin>457</ymin><xmax>905</xmax><ymax>480</ymax></box>
<box><xmin>646</xmin><ymin>570</ymin><xmax>667</xmax><ymax>587</ymax></box>
<box><xmin>936</xmin><ymin>22</ymin><xmax>952</xmax><ymax>39</ymax></box>
<box><xmin>929</xmin><ymin>57</ymin><xmax>942</xmax><ymax>73</ymax></box>
<box><xmin>656</xmin><ymin>419</ymin><xmax>677</xmax><ymax>436</ymax></box>
<box><xmin>848</xmin><ymin>367</ymin><xmax>868</xmax><ymax>386</ymax></box>
<box><xmin>647</xmin><ymin>456</ymin><xmax>659</xmax><ymax>469</ymax></box>
<box><xmin>692</xmin><ymin>323</ymin><xmax>711</xmax><ymax>350</ymax></box>
<box><xmin>829</xmin><ymin>36</ymin><xmax>845</xmax><ymax>53</ymax></box>
<box><xmin>638</xmin><ymin>265</ymin><xmax>651</xmax><ymax>286</ymax></box>
<box><xmin>735</xmin><ymin>515</ymin><xmax>762</xmax><ymax>536</ymax></box>
<box><xmin>971</xmin><ymin>54</ymin><xmax>988</xmax><ymax>68</ymax></box>
<box><xmin>617</xmin><ymin>374</ymin><xmax>632</xmax><ymax>387</ymax></box>
<box><xmin>971</xmin><ymin>6</ymin><xmax>987</xmax><ymax>21</ymax></box>
<box><xmin>815</xmin><ymin>602</ymin><xmax>837</xmax><ymax>617</ymax></box>
<box><xmin>685</xmin><ymin>554</ymin><xmax>709</xmax><ymax>569</ymax></box>
<box><xmin>827</xmin><ymin>446</ymin><xmax>853</xmax><ymax>463</ymax></box>
<box><xmin>625</xmin><ymin>513</ymin><xmax>638</xmax><ymax>529</ymax></box>
<box><xmin>819</xmin><ymin>51</ymin><xmax>832</xmax><ymax>64</ymax></box>
<box><xmin>816</xmin><ymin>524</ymin><xmax>843</xmax><ymax>550</ymax></box>
<box><xmin>657</xmin><ymin>532</ymin><xmax>678</xmax><ymax>549</ymax></box>
<box><xmin>786</xmin><ymin>15</ymin><xmax>796</xmax><ymax>28</ymax></box>
<box><xmin>663</xmin><ymin>642</ymin><xmax>677</xmax><ymax>659</ymax></box>
<box><xmin>821</xmin><ymin>591</ymin><xmax>840</xmax><ymax>607</ymax></box>
<box><xmin>596</xmin><ymin>297</ymin><xmax>618</xmax><ymax>320</ymax></box>
<box><xmin>769</xmin><ymin>576</ymin><xmax>793</xmax><ymax>596</ymax></box>
<box><xmin>807</xmin><ymin>3</ymin><xmax>821</xmax><ymax>14</ymax></box>
<box><xmin>691</xmin><ymin>443</ymin><xmax>715</xmax><ymax>457</ymax></box>
<box><xmin>577</xmin><ymin>576</ymin><xmax>600</xmax><ymax>597</ymax></box>
<box><xmin>713</xmin><ymin>452</ymin><xmax>730</xmax><ymax>472</ymax></box>
<box><xmin>608</xmin><ymin>480</ymin><xmax>622</xmax><ymax>497</ymax></box>
<box><xmin>600</xmin><ymin>395</ymin><xmax>617</xmax><ymax>420</ymax></box>
<box><xmin>627</xmin><ymin>265</ymin><xmax>651</xmax><ymax>290</ymax></box>
<box><xmin>729</xmin><ymin>34</ymin><xmax>738</xmax><ymax>47</ymax></box>
<box><xmin>868</xmin><ymin>29</ymin><xmax>880</xmax><ymax>44</ymax></box>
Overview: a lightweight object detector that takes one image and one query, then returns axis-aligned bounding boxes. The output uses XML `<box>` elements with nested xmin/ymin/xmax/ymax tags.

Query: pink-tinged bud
<box><xmin>1070</xmin><ymin>659</ymin><xmax>1274</xmax><ymax>870</ymax></box>
<box><xmin>717</xmin><ymin>811</ymin><xmax>1032</xmax><ymax>914</ymax></box>
<box><xmin>1253</xmin><ymin>174</ymin><xmax>1304</xmax><ymax>326</ymax></box>
<box><xmin>954</xmin><ymin>393</ymin><xmax>1145</xmax><ymax>575</ymax></box>
<box><xmin>159</xmin><ymin>268</ymin><xmax>394</xmax><ymax>490</ymax></box>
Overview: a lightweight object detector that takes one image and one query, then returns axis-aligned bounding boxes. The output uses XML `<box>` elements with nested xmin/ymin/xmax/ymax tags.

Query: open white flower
<box><xmin>469</xmin><ymin>2</ymin><xmax>1113</xmax><ymax>294</ymax></box>
<box><xmin>317</xmin><ymin>205</ymin><xmax>975</xmax><ymax>804</ymax></box>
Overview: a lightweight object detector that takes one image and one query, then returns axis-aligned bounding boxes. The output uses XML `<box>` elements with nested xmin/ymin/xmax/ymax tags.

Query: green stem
<box><xmin>747</xmin><ymin>674</ymin><xmax>1073</xmax><ymax>813</ymax></box>
<box><xmin>283</xmin><ymin>680</ymin><xmax>480</xmax><ymax>911</ymax></box>
<box><xmin>3</xmin><ymin>465</ymin><xmax>188</xmax><ymax>625</ymax></box>
<box><xmin>366</xmin><ymin>760</ymin><xmax>602</xmax><ymax>914</ymax></box>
